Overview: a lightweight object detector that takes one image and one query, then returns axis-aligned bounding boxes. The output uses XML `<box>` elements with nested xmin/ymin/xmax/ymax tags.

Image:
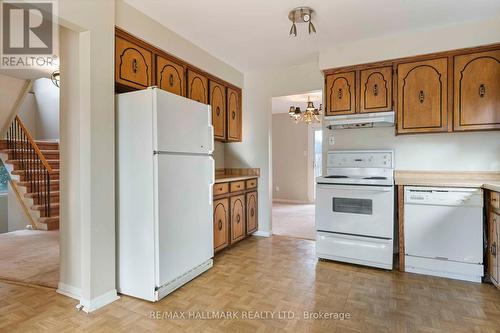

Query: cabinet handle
<box><xmin>216</xmin><ymin>107</ymin><xmax>220</xmax><ymax>116</ymax></box>
<box><xmin>169</xmin><ymin>74</ymin><xmax>174</xmax><ymax>87</ymax></box>
<box><xmin>337</xmin><ymin>88</ymin><xmax>343</xmax><ymax>99</ymax></box>
<box><xmin>479</xmin><ymin>84</ymin><xmax>486</xmax><ymax>98</ymax></box>
<box><xmin>492</xmin><ymin>242</ymin><xmax>497</xmax><ymax>256</ymax></box>
<box><xmin>232</xmin><ymin>111</ymin><xmax>236</xmax><ymax>119</ymax></box>
<box><xmin>237</xmin><ymin>215</ymin><xmax>240</xmax><ymax>223</ymax></box>
<box><xmin>373</xmin><ymin>84</ymin><xmax>378</xmax><ymax>96</ymax></box>
<box><xmin>132</xmin><ymin>59</ymin><xmax>138</xmax><ymax>73</ymax></box>
<box><xmin>419</xmin><ymin>90</ymin><xmax>424</xmax><ymax>103</ymax></box>
<box><xmin>250</xmin><ymin>208</ymin><xmax>254</xmax><ymax>217</ymax></box>
<box><xmin>218</xmin><ymin>220</ymin><xmax>222</xmax><ymax>231</ymax></box>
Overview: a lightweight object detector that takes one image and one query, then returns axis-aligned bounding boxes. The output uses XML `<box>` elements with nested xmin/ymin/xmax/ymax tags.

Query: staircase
<box><xmin>0</xmin><ymin>116</ymin><xmax>59</xmax><ymax>230</ymax></box>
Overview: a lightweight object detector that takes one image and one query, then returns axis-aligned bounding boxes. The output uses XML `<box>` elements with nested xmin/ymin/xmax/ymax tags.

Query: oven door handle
<box><xmin>317</xmin><ymin>184</ymin><xmax>393</xmax><ymax>192</ymax></box>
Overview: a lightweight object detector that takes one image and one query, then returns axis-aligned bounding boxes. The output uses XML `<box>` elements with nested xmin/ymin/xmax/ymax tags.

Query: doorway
<box><xmin>271</xmin><ymin>91</ymin><xmax>321</xmax><ymax>240</ymax></box>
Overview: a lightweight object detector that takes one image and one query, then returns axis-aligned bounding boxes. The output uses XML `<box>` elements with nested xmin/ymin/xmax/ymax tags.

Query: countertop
<box><xmin>395</xmin><ymin>170</ymin><xmax>500</xmax><ymax>191</ymax></box>
<box><xmin>214</xmin><ymin>175</ymin><xmax>258</xmax><ymax>183</ymax></box>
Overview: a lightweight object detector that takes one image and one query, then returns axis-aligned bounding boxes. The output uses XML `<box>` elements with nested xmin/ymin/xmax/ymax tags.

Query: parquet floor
<box><xmin>1</xmin><ymin>236</ymin><xmax>500</xmax><ymax>332</ymax></box>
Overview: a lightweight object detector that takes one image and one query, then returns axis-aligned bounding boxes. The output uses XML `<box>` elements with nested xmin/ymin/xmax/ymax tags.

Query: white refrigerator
<box><xmin>116</xmin><ymin>87</ymin><xmax>215</xmax><ymax>301</ymax></box>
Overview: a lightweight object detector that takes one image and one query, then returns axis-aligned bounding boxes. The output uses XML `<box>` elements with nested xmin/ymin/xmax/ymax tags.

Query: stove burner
<box><xmin>325</xmin><ymin>175</ymin><xmax>349</xmax><ymax>179</ymax></box>
<box><xmin>363</xmin><ymin>176</ymin><xmax>387</xmax><ymax>180</ymax></box>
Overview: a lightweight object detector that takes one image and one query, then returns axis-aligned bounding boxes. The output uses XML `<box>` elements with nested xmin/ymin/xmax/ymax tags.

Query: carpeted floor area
<box><xmin>272</xmin><ymin>202</ymin><xmax>315</xmax><ymax>240</ymax></box>
<box><xmin>0</xmin><ymin>229</ymin><xmax>59</xmax><ymax>288</ymax></box>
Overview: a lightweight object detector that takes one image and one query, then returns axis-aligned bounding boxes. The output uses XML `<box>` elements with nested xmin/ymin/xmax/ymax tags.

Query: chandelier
<box><xmin>288</xmin><ymin>7</ymin><xmax>316</xmax><ymax>37</ymax></box>
<box><xmin>289</xmin><ymin>97</ymin><xmax>322</xmax><ymax>124</ymax></box>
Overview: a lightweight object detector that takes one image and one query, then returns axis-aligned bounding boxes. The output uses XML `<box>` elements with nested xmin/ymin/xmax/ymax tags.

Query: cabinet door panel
<box><xmin>115</xmin><ymin>36</ymin><xmax>152</xmax><ymax>90</ymax></box>
<box><xmin>326</xmin><ymin>71</ymin><xmax>356</xmax><ymax>115</ymax></box>
<box><xmin>214</xmin><ymin>198</ymin><xmax>229</xmax><ymax>252</ymax></box>
<box><xmin>230</xmin><ymin>195</ymin><xmax>246</xmax><ymax>244</ymax></box>
<box><xmin>227</xmin><ymin>87</ymin><xmax>242</xmax><ymax>142</ymax></box>
<box><xmin>397</xmin><ymin>58</ymin><xmax>448</xmax><ymax>134</ymax></box>
<box><xmin>187</xmin><ymin>69</ymin><xmax>208</xmax><ymax>104</ymax></box>
<box><xmin>156</xmin><ymin>55</ymin><xmax>185</xmax><ymax>96</ymax></box>
<box><xmin>454</xmin><ymin>50</ymin><xmax>500</xmax><ymax>131</ymax></box>
<box><xmin>490</xmin><ymin>212</ymin><xmax>499</xmax><ymax>286</ymax></box>
<box><xmin>246</xmin><ymin>191</ymin><xmax>258</xmax><ymax>235</ymax></box>
<box><xmin>360</xmin><ymin>67</ymin><xmax>393</xmax><ymax>113</ymax></box>
<box><xmin>210</xmin><ymin>81</ymin><xmax>226</xmax><ymax>140</ymax></box>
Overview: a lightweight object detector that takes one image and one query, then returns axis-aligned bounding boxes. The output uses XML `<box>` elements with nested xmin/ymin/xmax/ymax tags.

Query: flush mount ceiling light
<box><xmin>288</xmin><ymin>7</ymin><xmax>316</xmax><ymax>37</ymax></box>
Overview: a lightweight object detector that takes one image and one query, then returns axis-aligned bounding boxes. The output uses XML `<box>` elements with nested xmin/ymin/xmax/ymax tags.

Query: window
<box><xmin>0</xmin><ymin>160</ymin><xmax>10</xmax><ymax>194</ymax></box>
<box><xmin>332</xmin><ymin>197</ymin><xmax>373</xmax><ymax>215</ymax></box>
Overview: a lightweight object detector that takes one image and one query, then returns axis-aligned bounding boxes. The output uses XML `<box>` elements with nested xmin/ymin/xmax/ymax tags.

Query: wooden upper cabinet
<box><xmin>227</xmin><ymin>87</ymin><xmax>242</xmax><ymax>142</ymax></box>
<box><xmin>210</xmin><ymin>81</ymin><xmax>227</xmax><ymax>140</ymax></box>
<box><xmin>230</xmin><ymin>195</ymin><xmax>246</xmax><ymax>244</ymax></box>
<box><xmin>454</xmin><ymin>50</ymin><xmax>500</xmax><ymax>131</ymax></box>
<box><xmin>156</xmin><ymin>55</ymin><xmax>185</xmax><ymax>96</ymax></box>
<box><xmin>360</xmin><ymin>67</ymin><xmax>393</xmax><ymax>113</ymax></box>
<box><xmin>213</xmin><ymin>198</ymin><xmax>229</xmax><ymax>252</ymax></box>
<box><xmin>397</xmin><ymin>58</ymin><xmax>448</xmax><ymax>134</ymax></box>
<box><xmin>246</xmin><ymin>191</ymin><xmax>258</xmax><ymax>235</ymax></box>
<box><xmin>187</xmin><ymin>69</ymin><xmax>208</xmax><ymax>104</ymax></box>
<box><xmin>115</xmin><ymin>35</ymin><xmax>153</xmax><ymax>90</ymax></box>
<box><xmin>325</xmin><ymin>71</ymin><xmax>356</xmax><ymax>116</ymax></box>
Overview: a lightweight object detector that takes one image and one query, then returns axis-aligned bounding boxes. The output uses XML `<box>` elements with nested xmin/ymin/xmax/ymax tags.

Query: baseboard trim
<box><xmin>57</xmin><ymin>282</ymin><xmax>81</xmax><ymax>300</ymax></box>
<box><xmin>273</xmin><ymin>199</ymin><xmax>313</xmax><ymax>204</ymax></box>
<box><xmin>79</xmin><ymin>289</ymin><xmax>120</xmax><ymax>313</ymax></box>
<box><xmin>253</xmin><ymin>230</ymin><xmax>271</xmax><ymax>237</ymax></box>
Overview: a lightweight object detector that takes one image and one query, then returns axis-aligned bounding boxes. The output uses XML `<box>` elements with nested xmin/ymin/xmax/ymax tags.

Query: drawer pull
<box><xmin>216</xmin><ymin>107</ymin><xmax>220</xmax><ymax>116</ymax></box>
<box><xmin>479</xmin><ymin>84</ymin><xmax>486</xmax><ymax>98</ymax></box>
<box><xmin>251</xmin><ymin>208</ymin><xmax>254</xmax><ymax>217</ymax></box>
<box><xmin>232</xmin><ymin>111</ymin><xmax>236</xmax><ymax>119</ymax></box>
<box><xmin>373</xmin><ymin>84</ymin><xmax>378</xmax><ymax>96</ymax></box>
<box><xmin>337</xmin><ymin>88</ymin><xmax>343</xmax><ymax>99</ymax></box>
<box><xmin>132</xmin><ymin>59</ymin><xmax>138</xmax><ymax>73</ymax></box>
<box><xmin>492</xmin><ymin>242</ymin><xmax>497</xmax><ymax>256</ymax></box>
<box><xmin>419</xmin><ymin>90</ymin><xmax>425</xmax><ymax>103</ymax></box>
<box><xmin>218</xmin><ymin>220</ymin><xmax>222</xmax><ymax>231</ymax></box>
<box><xmin>169</xmin><ymin>74</ymin><xmax>174</xmax><ymax>87</ymax></box>
<box><xmin>237</xmin><ymin>215</ymin><xmax>240</xmax><ymax>223</ymax></box>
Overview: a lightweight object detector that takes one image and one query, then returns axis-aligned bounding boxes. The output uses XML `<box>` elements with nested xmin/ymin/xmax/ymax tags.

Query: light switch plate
<box><xmin>328</xmin><ymin>135</ymin><xmax>335</xmax><ymax>146</ymax></box>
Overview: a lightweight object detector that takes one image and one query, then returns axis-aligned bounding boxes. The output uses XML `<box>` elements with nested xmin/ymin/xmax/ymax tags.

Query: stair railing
<box><xmin>6</xmin><ymin>116</ymin><xmax>53</xmax><ymax>218</ymax></box>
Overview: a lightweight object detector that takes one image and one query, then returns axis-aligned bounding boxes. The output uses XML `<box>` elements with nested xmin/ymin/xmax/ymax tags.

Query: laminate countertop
<box><xmin>395</xmin><ymin>170</ymin><xmax>500</xmax><ymax>192</ymax></box>
<box><xmin>214</xmin><ymin>175</ymin><xmax>258</xmax><ymax>184</ymax></box>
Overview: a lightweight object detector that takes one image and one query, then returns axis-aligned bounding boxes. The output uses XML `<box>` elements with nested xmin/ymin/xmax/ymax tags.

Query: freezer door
<box><xmin>154</xmin><ymin>154</ymin><xmax>214</xmax><ymax>288</ymax></box>
<box><xmin>153</xmin><ymin>88</ymin><xmax>214</xmax><ymax>154</ymax></box>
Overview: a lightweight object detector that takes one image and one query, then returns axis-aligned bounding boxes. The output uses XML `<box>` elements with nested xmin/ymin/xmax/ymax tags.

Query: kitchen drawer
<box><xmin>246</xmin><ymin>178</ymin><xmax>257</xmax><ymax>189</ymax></box>
<box><xmin>491</xmin><ymin>192</ymin><xmax>500</xmax><ymax>210</ymax></box>
<box><xmin>230</xmin><ymin>181</ymin><xmax>245</xmax><ymax>192</ymax></box>
<box><xmin>214</xmin><ymin>182</ymin><xmax>229</xmax><ymax>196</ymax></box>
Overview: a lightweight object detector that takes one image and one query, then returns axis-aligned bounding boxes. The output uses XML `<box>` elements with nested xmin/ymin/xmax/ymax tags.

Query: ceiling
<box><xmin>272</xmin><ymin>91</ymin><xmax>322</xmax><ymax>114</ymax></box>
<box><xmin>124</xmin><ymin>0</ymin><xmax>500</xmax><ymax>72</ymax></box>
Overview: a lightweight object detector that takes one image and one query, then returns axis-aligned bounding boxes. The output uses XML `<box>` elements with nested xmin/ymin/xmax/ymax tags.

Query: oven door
<box><xmin>315</xmin><ymin>184</ymin><xmax>394</xmax><ymax>239</ymax></box>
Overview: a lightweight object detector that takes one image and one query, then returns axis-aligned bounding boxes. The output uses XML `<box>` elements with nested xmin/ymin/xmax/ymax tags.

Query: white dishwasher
<box><xmin>404</xmin><ymin>187</ymin><xmax>483</xmax><ymax>283</ymax></box>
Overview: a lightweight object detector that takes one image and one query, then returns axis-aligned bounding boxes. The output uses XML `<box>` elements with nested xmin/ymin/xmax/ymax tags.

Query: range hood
<box><xmin>325</xmin><ymin>111</ymin><xmax>395</xmax><ymax>130</ymax></box>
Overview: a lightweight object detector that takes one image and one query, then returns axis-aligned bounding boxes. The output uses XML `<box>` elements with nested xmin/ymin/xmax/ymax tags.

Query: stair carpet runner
<box><xmin>0</xmin><ymin>139</ymin><xmax>59</xmax><ymax>230</ymax></box>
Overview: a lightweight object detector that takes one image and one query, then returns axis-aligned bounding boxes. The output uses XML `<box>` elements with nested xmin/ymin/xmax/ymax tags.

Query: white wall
<box><xmin>115</xmin><ymin>0</ymin><xmax>243</xmax><ymax>88</ymax></box>
<box><xmin>272</xmin><ymin>113</ymin><xmax>309</xmax><ymax>202</ymax></box>
<box><xmin>225</xmin><ymin>61</ymin><xmax>323</xmax><ymax>235</ymax></box>
<box><xmin>0</xmin><ymin>74</ymin><xmax>29</xmax><ymax>137</ymax></box>
<box><xmin>319</xmin><ymin>16</ymin><xmax>500</xmax><ymax>70</ymax></box>
<box><xmin>0</xmin><ymin>194</ymin><xmax>7</xmax><ymax>234</ymax></box>
<box><xmin>17</xmin><ymin>93</ymin><xmax>38</xmax><ymax>137</ymax></box>
<box><xmin>33</xmin><ymin>78</ymin><xmax>60</xmax><ymax>140</ymax></box>
<box><xmin>213</xmin><ymin>141</ymin><xmax>225</xmax><ymax>169</ymax></box>
<box><xmin>7</xmin><ymin>183</ymin><xmax>28</xmax><ymax>232</ymax></box>
<box><xmin>329</xmin><ymin>128</ymin><xmax>500</xmax><ymax>171</ymax></box>
<box><xmin>319</xmin><ymin>17</ymin><xmax>500</xmax><ymax>173</ymax></box>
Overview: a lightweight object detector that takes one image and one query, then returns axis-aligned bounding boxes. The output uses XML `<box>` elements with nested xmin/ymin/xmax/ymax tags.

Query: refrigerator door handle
<box><xmin>208</xmin><ymin>124</ymin><xmax>214</xmax><ymax>154</ymax></box>
<box><xmin>208</xmin><ymin>156</ymin><xmax>215</xmax><ymax>205</ymax></box>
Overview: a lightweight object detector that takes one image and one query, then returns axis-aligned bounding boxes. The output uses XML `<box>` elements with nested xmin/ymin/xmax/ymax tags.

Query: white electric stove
<box><xmin>315</xmin><ymin>150</ymin><xmax>395</xmax><ymax>270</ymax></box>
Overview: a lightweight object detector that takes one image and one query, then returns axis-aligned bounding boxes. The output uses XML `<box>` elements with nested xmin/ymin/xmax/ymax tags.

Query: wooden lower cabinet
<box><xmin>213</xmin><ymin>198</ymin><xmax>229</xmax><ymax>252</ymax></box>
<box><xmin>488</xmin><ymin>190</ymin><xmax>500</xmax><ymax>288</ymax></box>
<box><xmin>230</xmin><ymin>195</ymin><xmax>246</xmax><ymax>243</ymax></box>
<box><xmin>213</xmin><ymin>178</ymin><xmax>258</xmax><ymax>253</ymax></box>
<box><xmin>246</xmin><ymin>191</ymin><xmax>258</xmax><ymax>234</ymax></box>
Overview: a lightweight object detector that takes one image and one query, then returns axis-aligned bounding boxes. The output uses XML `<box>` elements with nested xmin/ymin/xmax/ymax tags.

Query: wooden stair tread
<box><xmin>38</xmin><ymin>216</ymin><xmax>59</xmax><ymax>223</ymax></box>
<box><xmin>17</xmin><ymin>179</ymin><xmax>59</xmax><ymax>187</ymax></box>
<box><xmin>24</xmin><ymin>191</ymin><xmax>60</xmax><ymax>198</ymax></box>
<box><xmin>31</xmin><ymin>203</ymin><xmax>59</xmax><ymax>210</ymax></box>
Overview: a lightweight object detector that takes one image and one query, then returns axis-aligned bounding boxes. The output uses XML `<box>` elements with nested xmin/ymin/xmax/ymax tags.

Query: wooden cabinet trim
<box><xmin>213</xmin><ymin>198</ymin><xmax>229</xmax><ymax>252</ymax></box>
